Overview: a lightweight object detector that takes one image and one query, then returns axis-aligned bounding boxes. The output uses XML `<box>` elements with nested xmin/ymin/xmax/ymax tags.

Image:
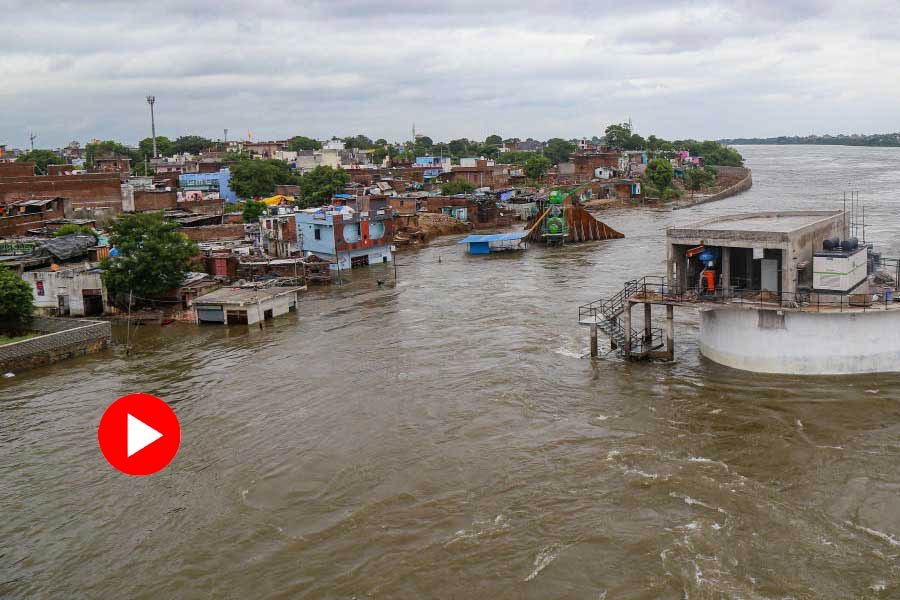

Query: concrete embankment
<box><xmin>0</xmin><ymin>317</ymin><xmax>111</xmax><ymax>373</ymax></box>
<box><xmin>674</xmin><ymin>165</ymin><xmax>752</xmax><ymax>210</ymax></box>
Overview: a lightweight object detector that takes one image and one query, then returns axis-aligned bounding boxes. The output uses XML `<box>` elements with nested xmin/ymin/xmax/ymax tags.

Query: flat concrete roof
<box><xmin>668</xmin><ymin>211</ymin><xmax>844</xmax><ymax>239</ymax></box>
<box><xmin>194</xmin><ymin>286</ymin><xmax>303</xmax><ymax>306</ymax></box>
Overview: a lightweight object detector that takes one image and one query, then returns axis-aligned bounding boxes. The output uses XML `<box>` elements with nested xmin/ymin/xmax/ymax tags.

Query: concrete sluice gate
<box><xmin>699</xmin><ymin>307</ymin><xmax>900</xmax><ymax>375</ymax></box>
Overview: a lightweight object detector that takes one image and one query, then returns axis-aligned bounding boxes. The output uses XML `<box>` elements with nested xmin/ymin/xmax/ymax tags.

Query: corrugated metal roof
<box><xmin>457</xmin><ymin>232</ymin><xmax>528</xmax><ymax>244</ymax></box>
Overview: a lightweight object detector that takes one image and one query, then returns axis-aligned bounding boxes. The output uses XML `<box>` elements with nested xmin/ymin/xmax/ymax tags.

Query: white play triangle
<box><xmin>127</xmin><ymin>413</ymin><xmax>163</xmax><ymax>457</ymax></box>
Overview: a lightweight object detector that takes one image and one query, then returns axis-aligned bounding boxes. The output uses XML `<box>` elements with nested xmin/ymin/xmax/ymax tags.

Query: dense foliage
<box><xmin>720</xmin><ymin>133</ymin><xmax>900</xmax><ymax>147</ymax></box>
<box><xmin>100</xmin><ymin>213</ymin><xmax>198</xmax><ymax>308</ymax></box>
<box><xmin>242</xmin><ymin>200</ymin><xmax>267</xmax><ymax>223</ymax></box>
<box><xmin>53</xmin><ymin>224</ymin><xmax>95</xmax><ymax>238</ymax></box>
<box><xmin>230</xmin><ymin>159</ymin><xmax>299</xmax><ymax>199</ymax></box>
<box><xmin>441</xmin><ymin>179</ymin><xmax>476</xmax><ymax>195</ymax></box>
<box><xmin>297</xmin><ymin>166</ymin><xmax>349</xmax><ymax>207</ymax></box>
<box><xmin>542</xmin><ymin>138</ymin><xmax>577</xmax><ymax>165</ymax></box>
<box><xmin>172</xmin><ymin>135</ymin><xmax>214</xmax><ymax>155</ymax></box>
<box><xmin>16</xmin><ymin>150</ymin><xmax>63</xmax><ymax>175</ymax></box>
<box><xmin>139</xmin><ymin>135</ymin><xmax>173</xmax><ymax>158</ymax></box>
<box><xmin>642</xmin><ymin>158</ymin><xmax>680</xmax><ymax>200</ymax></box>
<box><xmin>683</xmin><ymin>166</ymin><xmax>718</xmax><ymax>198</ymax></box>
<box><xmin>524</xmin><ymin>154</ymin><xmax>551</xmax><ymax>180</ymax></box>
<box><xmin>675</xmin><ymin>140</ymin><xmax>743</xmax><ymax>167</ymax></box>
<box><xmin>0</xmin><ymin>265</ymin><xmax>33</xmax><ymax>328</ymax></box>
<box><xmin>288</xmin><ymin>135</ymin><xmax>322</xmax><ymax>152</ymax></box>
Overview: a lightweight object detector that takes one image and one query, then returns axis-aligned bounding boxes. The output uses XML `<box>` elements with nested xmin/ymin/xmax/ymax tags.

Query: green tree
<box><xmin>16</xmin><ymin>150</ymin><xmax>63</xmax><ymax>175</ymax></box>
<box><xmin>498</xmin><ymin>151</ymin><xmax>533</xmax><ymax>165</ymax></box>
<box><xmin>287</xmin><ymin>136</ymin><xmax>322</xmax><ymax>152</ymax></box>
<box><xmin>343</xmin><ymin>135</ymin><xmax>375</xmax><ymax>150</ymax></box>
<box><xmin>485</xmin><ymin>134</ymin><xmax>503</xmax><ymax>146</ymax></box>
<box><xmin>543</xmin><ymin>138</ymin><xmax>577</xmax><ymax>165</ymax></box>
<box><xmin>0</xmin><ymin>265</ymin><xmax>33</xmax><ymax>329</ymax></box>
<box><xmin>524</xmin><ymin>154</ymin><xmax>551</xmax><ymax>180</ymax></box>
<box><xmin>84</xmin><ymin>140</ymin><xmax>141</xmax><ymax>168</ymax></box>
<box><xmin>172</xmin><ymin>135</ymin><xmax>214</xmax><ymax>155</ymax></box>
<box><xmin>138</xmin><ymin>136</ymin><xmax>173</xmax><ymax>159</ymax></box>
<box><xmin>642</xmin><ymin>158</ymin><xmax>679</xmax><ymax>200</ymax></box>
<box><xmin>53</xmin><ymin>224</ymin><xmax>95</xmax><ymax>238</ymax></box>
<box><xmin>441</xmin><ymin>178</ymin><xmax>476</xmax><ymax>195</ymax></box>
<box><xmin>297</xmin><ymin>166</ymin><xmax>349</xmax><ymax>207</ymax></box>
<box><xmin>242</xmin><ymin>199</ymin><xmax>268</xmax><ymax>223</ymax></box>
<box><xmin>230</xmin><ymin>159</ymin><xmax>299</xmax><ymax>199</ymax></box>
<box><xmin>100</xmin><ymin>213</ymin><xmax>198</xmax><ymax>308</ymax></box>
<box><xmin>683</xmin><ymin>166</ymin><xmax>717</xmax><ymax>198</ymax></box>
<box><xmin>675</xmin><ymin>140</ymin><xmax>743</xmax><ymax>166</ymax></box>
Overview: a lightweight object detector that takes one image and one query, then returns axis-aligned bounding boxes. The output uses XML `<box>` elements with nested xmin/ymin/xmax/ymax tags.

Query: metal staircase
<box><xmin>579</xmin><ymin>278</ymin><xmax>665</xmax><ymax>357</ymax></box>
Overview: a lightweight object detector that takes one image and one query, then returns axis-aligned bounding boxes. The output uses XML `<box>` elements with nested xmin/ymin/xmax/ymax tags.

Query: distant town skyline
<box><xmin>3</xmin><ymin>1</ymin><xmax>900</xmax><ymax>148</ymax></box>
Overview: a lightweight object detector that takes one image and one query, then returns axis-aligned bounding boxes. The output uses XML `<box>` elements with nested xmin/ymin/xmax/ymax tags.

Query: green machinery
<box><xmin>539</xmin><ymin>182</ymin><xmax>593</xmax><ymax>245</ymax></box>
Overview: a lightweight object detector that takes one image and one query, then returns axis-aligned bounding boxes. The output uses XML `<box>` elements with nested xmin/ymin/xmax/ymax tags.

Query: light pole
<box><xmin>146</xmin><ymin>95</ymin><xmax>157</xmax><ymax>158</ymax></box>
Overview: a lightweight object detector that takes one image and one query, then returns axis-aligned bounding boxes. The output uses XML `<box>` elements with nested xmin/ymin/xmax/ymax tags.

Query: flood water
<box><xmin>3</xmin><ymin>145</ymin><xmax>900</xmax><ymax>599</ymax></box>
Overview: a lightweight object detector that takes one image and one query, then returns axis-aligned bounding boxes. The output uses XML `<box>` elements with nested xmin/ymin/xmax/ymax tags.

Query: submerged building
<box><xmin>294</xmin><ymin>205</ymin><xmax>395</xmax><ymax>270</ymax></box>
<box><xmin>580</xmin><ymin>210</ymin><xmax>900</xmax><ymax>375</ymax></box>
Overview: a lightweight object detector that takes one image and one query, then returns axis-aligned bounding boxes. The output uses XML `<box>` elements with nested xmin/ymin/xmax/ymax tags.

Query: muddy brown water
<box><xmin>2</xmin><ymin>146</ymin><xmax>899</xmax><ymax>599</ymax></box>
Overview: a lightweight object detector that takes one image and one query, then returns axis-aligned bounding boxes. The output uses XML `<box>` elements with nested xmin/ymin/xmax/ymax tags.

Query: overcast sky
<box><xmin>2</xmin><ymin>0</ymin><xmax>899</xmax><ymax>148</ymax></box>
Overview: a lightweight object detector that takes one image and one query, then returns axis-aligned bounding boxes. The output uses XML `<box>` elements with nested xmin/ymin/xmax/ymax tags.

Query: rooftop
<box><xmin>193</xmin><ymin>286</ymin><xmax>304</xmax><ymax>306</ymax></box>
<box><xmin>669</xmin><ymin>211</ymin><xmax>844</xmax><ymax>236</ymax></box>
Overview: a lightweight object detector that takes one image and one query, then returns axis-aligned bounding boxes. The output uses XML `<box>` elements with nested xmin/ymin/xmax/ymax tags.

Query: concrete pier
<box><xmin>590</xmin><ymin>322</ymin><xmax>598</xmax><ymax>358</ymax></box>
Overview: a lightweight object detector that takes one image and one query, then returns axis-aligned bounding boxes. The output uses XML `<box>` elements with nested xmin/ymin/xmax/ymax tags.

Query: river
<box><xmin>2</xmin><ymin>145</ymin><xmax>899</xmax><ymax>598</ymax></box>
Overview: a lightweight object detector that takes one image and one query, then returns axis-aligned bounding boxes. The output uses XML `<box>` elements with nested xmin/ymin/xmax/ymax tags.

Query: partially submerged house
<box><xmin>194</xmin><ymin>286</ymin><xmax>304</xmax><ymax>325</ymax></box>
<box><xmin>295</xmin><ymin>205</ymin><xmax>395</xmax><ymax>270</ymax></box>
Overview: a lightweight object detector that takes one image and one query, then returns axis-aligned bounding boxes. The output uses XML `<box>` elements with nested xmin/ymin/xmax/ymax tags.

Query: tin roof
<box><xmin>457</xmin><ymin>232</ymin><xmax>528</xmax><ymax>244</ymax></box>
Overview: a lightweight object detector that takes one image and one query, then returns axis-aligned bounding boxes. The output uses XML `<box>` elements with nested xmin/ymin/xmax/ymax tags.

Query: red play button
<box><xmin>98</xmin><ymin>394</ymin><xmax>181</xmax><ymax>476</ymax></box>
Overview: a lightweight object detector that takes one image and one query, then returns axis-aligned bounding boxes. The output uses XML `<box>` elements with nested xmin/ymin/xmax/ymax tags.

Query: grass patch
<box><xmin>0</xmin><ymin>332</ymin><xmax>40</xmax><ymax>346</ymax></box>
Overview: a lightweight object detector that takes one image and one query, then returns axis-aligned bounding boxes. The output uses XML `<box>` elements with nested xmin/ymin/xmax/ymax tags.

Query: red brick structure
<box><xmin>274</xmin><ymin>184</ymin><xmax>300</xmax><ymax>196</ymax></box>
<box><xmin>181</xmin><ymin>224</ymin><xmax>245</xmax><ymax>241</ymax></box>
<box><xmin>180</xmin><ymin>197</ymin><xmax>225</xmax><ymax>217</ymax></box>
<box><xmin>572</xmin><ymin>149</ymin><xmax>625</xmax><ymax>180</ymax></box>
<box><xmin>0</xmin><ymin>162</ymin><xmax>37</xmax><ymax>177</ymax></box>
<box><xmin>0</xmin><ymin>197</ymin><xmax>70</xmax><ymax>236</ymax></box>
<box><xmin>133</xmin><ymin>190</ymin><xmax>178</xmax><ymax>212</ymax></box>
<box><xmin>0</xmin><ymin>173</ymin><xmax>122</xmax><ymax>211</ymax></box>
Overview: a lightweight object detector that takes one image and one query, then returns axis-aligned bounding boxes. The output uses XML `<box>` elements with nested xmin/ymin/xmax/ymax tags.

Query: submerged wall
<box><xmin>699</xmin><ymin>307</ymin><xmax>900</xmax><ymax>374</ymax></box>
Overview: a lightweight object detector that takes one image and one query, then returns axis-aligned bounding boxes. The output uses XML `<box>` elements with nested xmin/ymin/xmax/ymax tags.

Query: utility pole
<box><xmin>28</xmin><ymin>132</ymin><xmax>36</xmax><ymax>151</ymax></box>
<box><xmin>146</xmin><ymin>94</ymin><xmax>158</xmax><ymax>158</ymax></box>
<box><xmin>224</xmin><ymin>128</ymin><xmax>229</xmax><ymax>145</ymax></box>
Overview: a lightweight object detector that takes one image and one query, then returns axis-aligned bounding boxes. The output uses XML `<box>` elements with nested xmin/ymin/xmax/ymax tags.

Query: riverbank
<box><xmin>674</xmin><ymin>165</ymin><xmax>752</xmax><ymax>210</ymax></box>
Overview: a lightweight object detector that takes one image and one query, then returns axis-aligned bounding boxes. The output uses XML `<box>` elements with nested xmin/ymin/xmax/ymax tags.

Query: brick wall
<box><xmin>0</xmin><ymin>173</ymin><xmax>121</xmax><ymax>210</ymax></box>
<box><xmin>134</xmin><ymin>190</ymin><xmax>178</xmax><ymax>211</ymax></box>
<box><xmin>181</xmin><ymin>224</ymin><xmax>245</xmax><ymax>241</ymax></box>
<box><xmin>180</xmin><ymin>197</ymin><xmax>225</xmax><ymax>216</ymax></box>
<box><xmin>0</xmin><ymin>317</ymin><xmax>111</xmax><ymax>373</ymax></box>
<box><xmin>0</xmin><ymin>162</ymin><xmax>35</xmax><ymax>177</ymax></box>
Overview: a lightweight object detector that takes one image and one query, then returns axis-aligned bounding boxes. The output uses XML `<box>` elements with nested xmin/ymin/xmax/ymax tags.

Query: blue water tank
<box><xmin>697</xmin><ymin>251</ymin><xmax>715</xmax><ymax>263</ymax></box>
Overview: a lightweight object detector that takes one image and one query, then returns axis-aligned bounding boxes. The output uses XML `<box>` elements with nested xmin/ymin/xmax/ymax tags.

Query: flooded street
<box><xmin>3</xmin><ymin>146</ymin><xmax>900</xmax><ymax>598</ymax></box>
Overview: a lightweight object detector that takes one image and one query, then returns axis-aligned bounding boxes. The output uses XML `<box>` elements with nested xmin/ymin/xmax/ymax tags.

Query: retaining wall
<box><xmin>674</xmin><ymin>166</ymin><xmax>752</xmax><ymax>210</ymax></box>
<box><xmin>0</xmin><ymin>317</ymin><xmax>111</xmax><ymax>373</ymax></box>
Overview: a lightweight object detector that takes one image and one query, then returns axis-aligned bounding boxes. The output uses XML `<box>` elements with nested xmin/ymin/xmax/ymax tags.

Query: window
<box><xmin>314</xmin><ymin>228</ymin><xmax>321</xmax><ymax>240</ymax></box>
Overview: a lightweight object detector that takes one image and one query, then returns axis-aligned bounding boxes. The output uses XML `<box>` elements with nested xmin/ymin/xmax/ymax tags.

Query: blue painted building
<box><xmin>295</xmin><ymin>206</ymin><xmax>395</xmax><ymax>270</ymax></box>
<box><xmin>179</xmin><ymin>168</ymin><xmax>238</xmax><ymax>203</ymax></box>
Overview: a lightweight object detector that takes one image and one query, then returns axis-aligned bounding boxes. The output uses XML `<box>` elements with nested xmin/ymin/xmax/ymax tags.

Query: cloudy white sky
<box><xmin>2</xmin><ymin>0</ymin><xmax>899</xmax><ymax>148</ymax></box>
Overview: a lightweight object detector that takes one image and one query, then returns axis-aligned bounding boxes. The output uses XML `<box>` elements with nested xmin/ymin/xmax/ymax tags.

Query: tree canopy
<box><xmin>242</xmin><ymin>200</ymin><xmax>268</xmax><ymax>223</ymax></box>
<box><xmin>484</xmin><ymin>134</ymin><xmax>503</xmax><ymax>146</ymax></box>
<box><xmin>604</xmin><ymin>123</ymin><xmax>645</xmax><ymax>150</ymax></box>
<box><xmin>85</xmin><ymin>140</ymin><xmax>141</xmax><ymax>168</ymax></box>
<box><xmin>524</xmin><ymin>154</ymin><xmax>551</xmax><ymax>180</ymax></box>
<box><xmin>543</xmin><ymin>138</ymin><xmax>577</xmax><ymax>165</ymax></box>
<box><xmin>100</xmin><ymin>213</ymin><xmax>198</xmax><ymax>308</ymax></box>
<box><xmin>172</xmin><ymin>135</ymin><xmax>214</xmax><ymax>155</ymax></box>
<box><xmin>230</xmin><ymin>159</ymin><xmax>299</xmax><ymax>199</ymax></box>
<box><xmin>139</xmin><ymin>135</ymin><xmax>173</xmax><ymax>158</ymax></box>
<box><xmin>498</xmin><ymin>151</ymin><xmax>533</xmax><ymax>165</ymax></box>
<box><xmin>441</xmin><ymin>178</ymin><xmax>476</xmax><ymax>195</ymax></box>
<box><xmin>675</xmin><ymin>140</ymin><xmax>743</xmax><ymax>167</ymax></box>
<box><xmin>683</xmin><ymin>166</ymin><xmax>718</xmax><ymax>198</ymax></box>
<box><xmin>0</xmin><ymin>265</ymin><xmax>33</xmax><ymax>328</ymax></box>
<box><xmin>642</xmin><ymin>158</ymin><xmax>679</xmax><ymax>200</ymax></box>
<box><xmin>16</xmin><ymin>150</ymin><xmax>63</xmax><ymax>175</ymax></box>
<box><xmin>54</xmin><ymin>223</ymin><xmax>95</xmax><ymax>238</ymax></box>
<box><xmin>297</xmin><ymin>166</ymin><xmax>349</xmax><ymax>207</ymax></box>
<box><xmin>287</xmin><ymin>136</ymin><xmax>322</xmax><ymax>152</ymax></box>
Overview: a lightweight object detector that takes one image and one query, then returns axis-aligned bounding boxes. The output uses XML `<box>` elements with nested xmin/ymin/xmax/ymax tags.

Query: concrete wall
<box><xmin>699</xmin><ymin>307</ymin><xmax>900</xmax><ymax>374</ymax></box>
<box><xmin>133</xmin><ymin>190</ymin><xmax>178</xmax><ymax>212</ymax></box>
<box><xmin>0</xmin><ymin>317</ymin><xmax>111</xmax><ymax>373</ymax></box>
<box><xmin>674</xmin><ymin>167</ymin><xmax>752</xmax><ymax>210</ymax></box>
<box><xmin>21</xmin><ymin>266</ymin><xmax>107</xmax><ymax>316</ymax></box>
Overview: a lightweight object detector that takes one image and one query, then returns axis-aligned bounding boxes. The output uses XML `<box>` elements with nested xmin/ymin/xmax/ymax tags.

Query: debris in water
<box><xmin>865</xmin><ymin>389</ymin><xmax>879</xmax><ymax>394</ymax></box>
<box><xmin>3</xmin><ymin>372</ymin><xmax>14</xmax><ymax>378</ymax></box>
